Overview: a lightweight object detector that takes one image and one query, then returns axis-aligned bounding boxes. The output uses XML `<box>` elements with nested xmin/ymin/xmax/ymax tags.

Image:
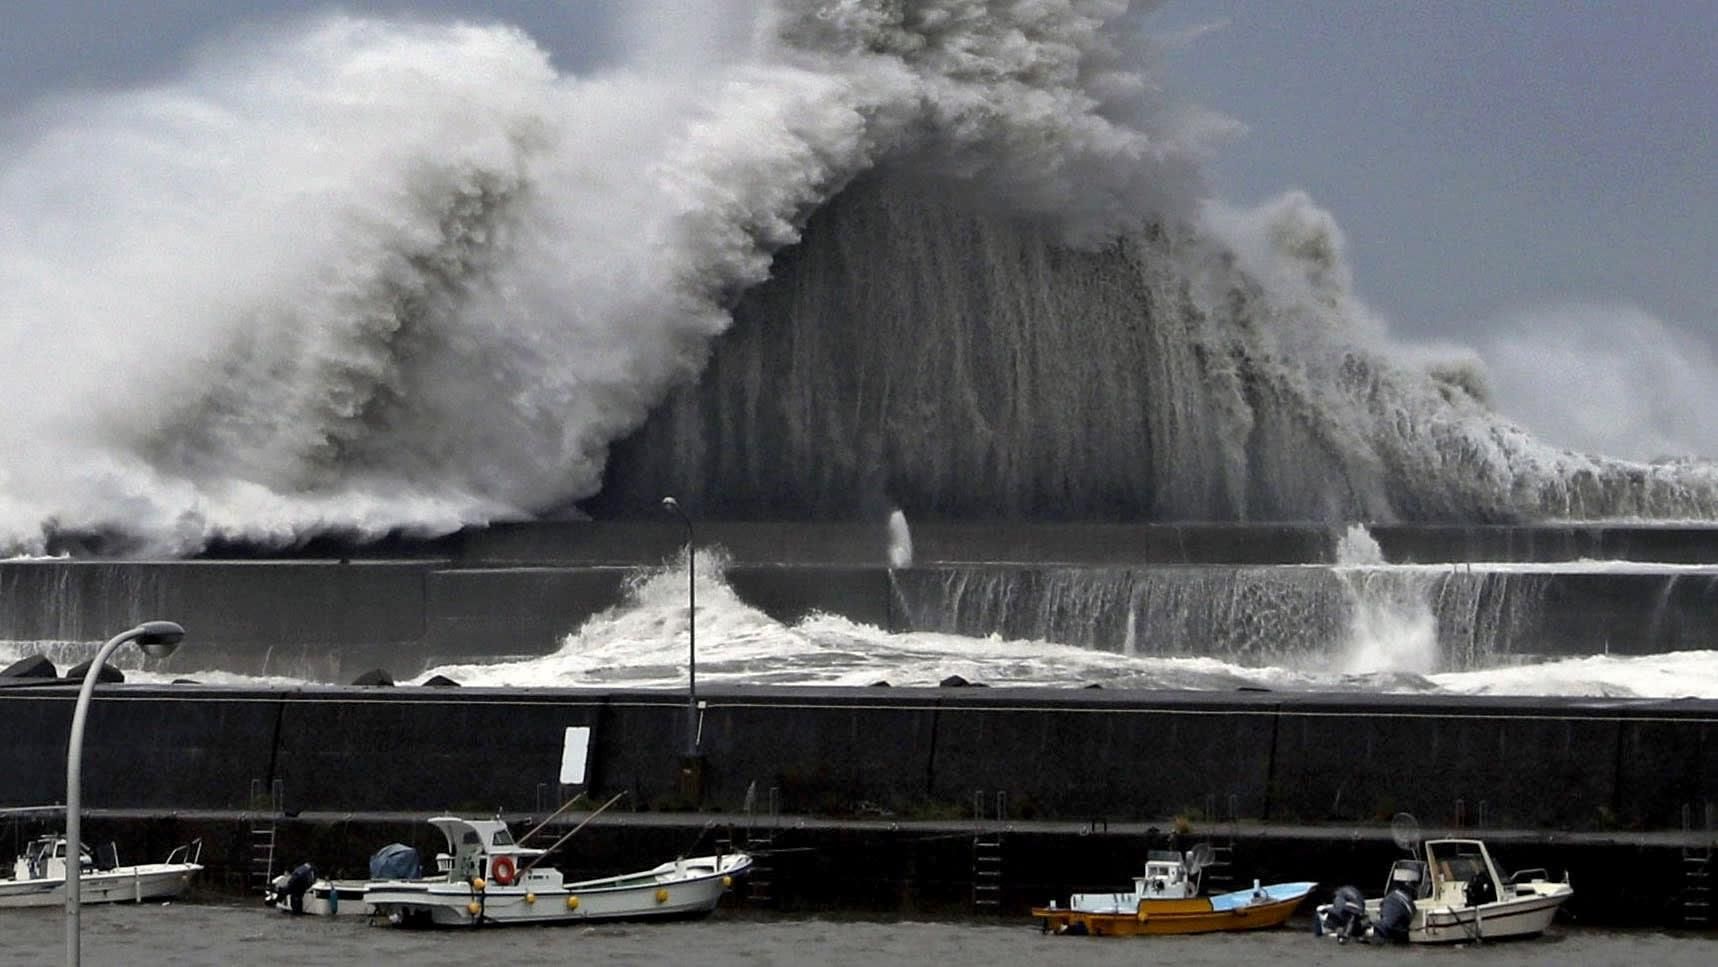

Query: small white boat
<box><xmin>264</xmin><ymin>867</ymin><xmax>373</xmax><ymax>917</ymax></box>
<box><xmin>363</xmin><ymin>816</ymin><xmax>751</xmax><ymax>927</ymax></box>
<box><xmin>1361</xmin><ymin>838</ymin><xmax>1572</xmax><ymax>943</ymax></box>
<box><xmin>0</xmin><ymin>835</ymin><xmax>202</xmax><ymax>909</ymax></box>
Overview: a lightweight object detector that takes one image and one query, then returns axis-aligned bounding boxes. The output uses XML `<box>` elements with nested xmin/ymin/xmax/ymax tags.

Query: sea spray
<box><xmin>886</xmin><ymin>509</ymin><xmax>913</xmax><ymax>569</ymax></box>
<box><xmin>0</xmin><ymin>3</ymin><xmax>1226</xmax><ymax>554</ymax></box>
<box><xmin>1332</xmin><ymin>523</ymin><xmax>1437</xmax><ymax>674</ymax></box>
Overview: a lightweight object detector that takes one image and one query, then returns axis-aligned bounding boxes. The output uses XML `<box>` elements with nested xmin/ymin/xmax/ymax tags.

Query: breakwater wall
<box><xmin>195</xmin><ymin>520</ymin><xmax>1718</xmax><ymax>566</ymax></box>
<box><xmin>1</xmin><ymin>685</ymin><xmax>1711</xmax><ymax>833</ymax></box>
<box><xmin>6</xmin><ymin>559</ymin><xmax>1718</xmax><ymax>680</ymax></box>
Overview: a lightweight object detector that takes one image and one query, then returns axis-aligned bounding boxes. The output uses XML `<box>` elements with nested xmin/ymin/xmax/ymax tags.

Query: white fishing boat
<box><xmin>1365</xmin><ymin>838</ymin><xmax>1573</xmax><ymax>943</ymax></box>
<box><xmin>0</xmin><ymin>834</ymin><xmax>202</xmax><ymax>908</ymax></box>
<box><xmin>1320</xmin><ymin>816</ymin><xmax>1572</xmax><ymax>944</ymax></box>
<box><xmin>363</xmin><ymin>815</ymin><xmax>751</xmax><ymax>928</ymax></box>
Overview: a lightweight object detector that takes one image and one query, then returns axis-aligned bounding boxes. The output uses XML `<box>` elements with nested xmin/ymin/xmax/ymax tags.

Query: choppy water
<box><xmin>0</xmin><ymin>902</ymin><xmax>1713</xmax><ymax>967</ymax></box>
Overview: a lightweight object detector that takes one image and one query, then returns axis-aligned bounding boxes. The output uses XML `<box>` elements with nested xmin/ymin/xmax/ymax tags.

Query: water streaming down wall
<box><xmin>4</xmin><ymin>555</ymin><xmax>1715</xmax><ymax>679</ymax></box>
<box><xmin>890</xmin><ymin>564</ymin><xmax>1558</xmax><ymax>670</ymax></box>
<box><xmin>590</xmin><ymin>175</ymin><xmax>1718</xmax><ymax>524</ymax></box>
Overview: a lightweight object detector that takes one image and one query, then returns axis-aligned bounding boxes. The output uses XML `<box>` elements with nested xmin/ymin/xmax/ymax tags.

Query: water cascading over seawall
<box><xmin>890</xmin><ymin>564</ymin><xmax>1570</xmax><ymax>669</ymax></box>
<box><xmin>591</xmin><ymin>176</ymin><xmax>1718</xmax><ymax>524</ymax></box>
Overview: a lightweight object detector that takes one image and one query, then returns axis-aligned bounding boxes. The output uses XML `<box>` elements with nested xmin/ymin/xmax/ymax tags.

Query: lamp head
<box><xmin>660</xmin><ymin>496</ymin><xmax>679</xmax><ymax>513</ymax></box>
<box><xmin>133</xmin><ymin>620</ymin><xmax>185</xmax><ymax>659</ymax></box>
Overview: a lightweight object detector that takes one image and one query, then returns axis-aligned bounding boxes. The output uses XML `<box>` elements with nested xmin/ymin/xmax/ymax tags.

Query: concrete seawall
<box><xmin>194</xmin><ymin>520</ymin><xmax>1718</xmax><ymax>566</ymax></box>
<box><xmin>6</xmin><ymin>560</ymin><xmax>1718</xmax><ymax>680</ymax></box>
<box><xmin>2</xmin><ymin>685</ymin><xmax>1711</xmax><ymax>831</ymax></box>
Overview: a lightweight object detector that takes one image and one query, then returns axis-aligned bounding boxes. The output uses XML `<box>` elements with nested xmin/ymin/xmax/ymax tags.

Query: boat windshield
<box><xmin>491</xmin><ymin>829</ymin><xmax>514</xmax><ymax>847</ymax></box>
<box><xmin>1426</xmin><ymin>843</ymin><xmax>1495</xmax><ymax>886</ymax></box>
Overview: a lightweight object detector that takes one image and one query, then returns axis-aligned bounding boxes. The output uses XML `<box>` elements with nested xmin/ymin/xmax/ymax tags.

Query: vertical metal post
<box><xmin>660</xmin><ymin>497</ymin><xmax>698</xmax><ymax>759</ymax></box>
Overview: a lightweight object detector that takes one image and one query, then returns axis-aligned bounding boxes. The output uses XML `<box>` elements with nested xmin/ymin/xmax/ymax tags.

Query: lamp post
<box><xmin>659</xmin><ymin>497</ymin><xmax>698</xmax><ymax>758</ymax></box>
<box><xmin>66</xmin><ymin>620</ymin><xmax>184</xmax><ymax>967</ymax></box>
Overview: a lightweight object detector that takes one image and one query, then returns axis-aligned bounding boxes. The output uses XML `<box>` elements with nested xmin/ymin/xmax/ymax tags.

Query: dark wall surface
<box><xmin>3</xmin><ymin>685</ymin><xmax>1711</xmax><ymax>831</ymax></box>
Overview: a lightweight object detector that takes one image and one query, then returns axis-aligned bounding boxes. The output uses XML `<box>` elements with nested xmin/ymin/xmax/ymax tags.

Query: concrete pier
<box><xmin>2</xmin><ymin>685</ymin><xmax>1710</xmax><ymax>830</ymax></box>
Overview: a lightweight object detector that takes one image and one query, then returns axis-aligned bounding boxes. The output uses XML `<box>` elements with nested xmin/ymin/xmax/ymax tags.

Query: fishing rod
<box><xmin>516</xmin><ymin>794</ymin><xmax>593</xmax><ymax>846</ymax></box>
<box><xmin>517</xmin><ymin>790</ymin><xmax>628</xmax><ymax>876</ymax></box>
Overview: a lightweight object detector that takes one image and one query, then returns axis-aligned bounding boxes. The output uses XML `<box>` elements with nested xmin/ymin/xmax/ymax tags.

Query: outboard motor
<box><xmin>1376</xmin><ymin>887</ymin><xmax>1416</xmax><ymax>943</ymax></box>
<box><xmin>1315</xmin><ymin>885</ymin><xmax>1369</xmax><ymax>942</ymax></box>
<box><xmin>280</xmin><ymin>862</ymin><xmax>317</xmax><ymax>915</ymax></box>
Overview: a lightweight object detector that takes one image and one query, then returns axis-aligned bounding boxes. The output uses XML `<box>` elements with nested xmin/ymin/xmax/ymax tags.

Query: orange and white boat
<box><xmin>1033</xmin><ymin>847</ymin><xmax>1315</xmax><ymax>937</ymax></box>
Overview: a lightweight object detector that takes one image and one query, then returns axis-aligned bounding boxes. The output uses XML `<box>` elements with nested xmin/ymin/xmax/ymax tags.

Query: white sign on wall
<box><xmin>559</xmin><ymin>726</ymin><xmax>592</xmax><ymax>785</ymax></box>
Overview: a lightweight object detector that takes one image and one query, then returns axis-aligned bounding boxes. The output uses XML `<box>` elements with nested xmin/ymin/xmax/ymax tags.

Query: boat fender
<box><xmin>656</xmin><ymin>888</ymin><xmax>669</xmax><ymax>904</ymax></box>
<box><xmin>467</xmin><ymin>901</ymin><xmax>482</xmax><ymax>917</ymax></box>
<box><xmin>491</xmin><ymin>856</ymin><xmax>517</xmax><ymax>886</ymax></box>
<box><xmin>722</xmin><ymin>875</ymin><xmax>733</xmax><ymax>889</ymax></box>
<box><xmin>566</xmin><ymin>896</ymin><xmax>580</xmax><ymax>910</ymax></box>
<box><xmin>524</xmin><ymin>892</ymin><xmax>536</xmax><ymax>905</ymax></box>
<box><xmin>471</xmin><ymin>876</ymin><xmax>486</xmax><ymax>893</ymax></box>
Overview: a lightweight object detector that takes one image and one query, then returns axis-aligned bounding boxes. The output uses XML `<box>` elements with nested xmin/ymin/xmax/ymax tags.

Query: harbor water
<box><xmin>1</xmin><ymin>903</ymin><xmax>1714</xmax><ymax>967</ymax></box>
<box><xmin>0</xmin><ymin>906</ymin><xmax>1711</xmax><ymax>967</ymax></box>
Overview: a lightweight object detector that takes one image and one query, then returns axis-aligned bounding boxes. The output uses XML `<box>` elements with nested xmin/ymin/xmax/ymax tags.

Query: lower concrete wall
<box><xmin>8</xmin><ymin>561</ymin><xmax>1718</xmax><ymax>682</ymax></box>
<box><xmin>3</xmin><ymin>686</ymin><xmax>1711</xmax><ymax>831</ymax></box>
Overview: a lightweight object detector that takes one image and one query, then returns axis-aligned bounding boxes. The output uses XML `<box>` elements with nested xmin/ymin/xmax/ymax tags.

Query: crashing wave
<box><xmin>1</xmin><ymin>2</ymin><xmax>1714</xmax><ymax>556</ymax></box>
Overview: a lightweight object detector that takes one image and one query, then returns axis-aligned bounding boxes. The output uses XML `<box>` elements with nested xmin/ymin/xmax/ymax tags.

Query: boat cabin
<box><xmin>425</xmin><ymin>817</ymin><xmax>546</xmax><ymax>885</ymax></box>
<box><xmin>10</xmin><ymin>836</ymin><xmax>97</xmax><ymax>882</ymax></box>
<box><xmin>1399</xmin><ymin>839</ymin><xmax>1513</xmax><ymax>908</ymax></box>
<box><xmin>1132</xmin><ymin>850</ymin><xmax>1198</xmax><ymax>900</ymax></box>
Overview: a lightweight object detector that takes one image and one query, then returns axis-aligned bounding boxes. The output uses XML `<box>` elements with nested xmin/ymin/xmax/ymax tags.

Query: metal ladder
<box><xmin>248</xmin><ymin>779</ymin><xmax>283</xmax><ymax>894</ymax></box>
<box><xmin>972</xmin><ymin>791</ymin><xmax>1006</xmax><ymax>912</ymax></box>
<box><xmin>1201</xmin><ymin>793</ymin><xmax>1238</xmax><ymax>893</ymax></box>
<box><xmin>740</xmin><ymin>784</ymin><xmax>781</xmax><ymax>905</ymax></box>
<box><xmin>1683</xmin><ymin>803</ymin><xmax>1714</xmax><ymax>928</ymax></box>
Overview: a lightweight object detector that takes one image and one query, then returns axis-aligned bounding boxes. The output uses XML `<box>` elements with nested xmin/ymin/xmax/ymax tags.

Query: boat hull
<box><xmin>0</xmin><ymin>863</ymin><xmax>201</xmax><ymax>909</ymax></box>
<box><xmin>1366</xmin><ymin>886</ymin><xmax>1571</xmax><ymax>943</ymax></box>
<box><xmin>366</xmin><ymin>854</ymin><xmax>749</xmax><ymax>928</ymax></box>
<box><xmin>266</xmin><ymin>879</ymin><xmax>374</xmax><ymax>917</ymax></box>
<box><xmin>1033</xmin><ymin>891</ymin><xmax>1308</xmax><ymax>936</ymax></box>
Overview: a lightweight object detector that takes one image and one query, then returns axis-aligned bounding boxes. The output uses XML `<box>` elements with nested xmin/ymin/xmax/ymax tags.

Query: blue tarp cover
<box><xmin>369</xmin><ymin>843</ymin><xmax>421</xmax><ymax>880</ymax></box>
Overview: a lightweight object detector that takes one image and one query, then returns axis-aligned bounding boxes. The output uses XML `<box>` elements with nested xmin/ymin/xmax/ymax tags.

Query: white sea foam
<box><xmin>0</xmin><ymin>3</ymin><xmax>1231</xmax><ymax>555</ymax></box>
<box><xmin>382</xmin><ymin>555</ymin><xmax>1718</xmax><ymax>698</ymax></box>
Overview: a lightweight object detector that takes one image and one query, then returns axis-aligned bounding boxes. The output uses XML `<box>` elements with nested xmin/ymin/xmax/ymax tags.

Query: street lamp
<box><xmin>65</xmin><ymin>620</ymin><xmax>184</xmax><ymax>967</ymax></box>
<box><xmin>659</xmin><ymin>497</ymin><xmax>698</xmax><ymax>759</ymax></box>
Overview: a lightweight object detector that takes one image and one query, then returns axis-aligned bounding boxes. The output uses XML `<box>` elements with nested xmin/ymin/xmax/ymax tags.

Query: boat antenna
<box><xmin>1390</xmin><ymin>812</ymin><xmax>1422</xmax><ymax>859</ymax></box>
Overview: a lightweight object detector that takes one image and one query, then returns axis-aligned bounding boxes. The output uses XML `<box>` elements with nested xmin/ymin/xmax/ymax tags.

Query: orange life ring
<box><xmin>491</xmin><ymin>856</ymin><xmax>517</xmax><ymax>886</ymax></box>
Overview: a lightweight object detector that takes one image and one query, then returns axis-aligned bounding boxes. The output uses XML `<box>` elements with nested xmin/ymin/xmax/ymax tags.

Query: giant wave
<box><xmin>3</xmin><ymin>1</ymin><xmax>1715</xmax><ymax>557</ymax></box>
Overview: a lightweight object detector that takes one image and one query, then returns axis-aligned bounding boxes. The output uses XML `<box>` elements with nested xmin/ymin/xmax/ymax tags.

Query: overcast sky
<box><xmin>1148</xmin><ymin>0</ymin><xmax>1717</xmax><ymax>347</ymax></box>
<box><xmin>4</xmin><ymin>1</ymin><xmax>1714</xmax><ymax>456</ymax></box>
